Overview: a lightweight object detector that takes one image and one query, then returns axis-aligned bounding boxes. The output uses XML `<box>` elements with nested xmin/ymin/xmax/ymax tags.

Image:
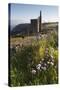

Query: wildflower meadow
<box><xmin>10</xmin><ymin>31</ymin><xmax>58</xmax><ymax>86</ymax></box>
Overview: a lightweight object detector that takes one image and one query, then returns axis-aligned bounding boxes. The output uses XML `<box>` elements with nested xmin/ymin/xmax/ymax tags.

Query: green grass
<box><xmin>10</xmin><ymin>31</ymin><xmax>58</xmax><ymax>86</ymax></box>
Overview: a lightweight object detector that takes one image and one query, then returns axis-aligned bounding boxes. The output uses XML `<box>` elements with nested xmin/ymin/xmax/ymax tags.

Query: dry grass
<box><xmin>10</xmin><ymin>36</ymin><xmax>37</xmax><ymax>47</ymax></box>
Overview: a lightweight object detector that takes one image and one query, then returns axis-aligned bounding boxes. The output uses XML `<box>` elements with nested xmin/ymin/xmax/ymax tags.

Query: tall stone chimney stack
<box><xmin>36</xmin><ymin>11</ymin><xmax>42</xmax><ymax>40</ymax></box>
<box><xmin>39</xmin><ymin>11</ymin><xmax>42</xmax><ymax>32</ymax></box>
<box><xmin>37</xmin><ymin>17</ymin><xmax>39</xmax><ymax>33</ymax></box>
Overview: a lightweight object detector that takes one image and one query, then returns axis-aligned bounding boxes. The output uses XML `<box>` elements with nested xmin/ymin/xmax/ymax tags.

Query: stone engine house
<box><xmin>11</xmin><ymin>11</ymin><xmax>58</xmax><ymax>36</ymax></box>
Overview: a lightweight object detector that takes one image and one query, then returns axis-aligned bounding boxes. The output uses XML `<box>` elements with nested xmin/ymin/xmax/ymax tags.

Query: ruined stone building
<box><xmin>11</xmin><ymin>11</ymin><xmax>58</xmax><ymax>36</ymax></box>
<box><xmin>30</xmin><ymin>11</ymin><xmax>58</xmax><ymax>34</ymax></box>
<box><xmin>30</xmin><ymin>11</ymin><xmax>42</xmax><ymax>34</ymax></box>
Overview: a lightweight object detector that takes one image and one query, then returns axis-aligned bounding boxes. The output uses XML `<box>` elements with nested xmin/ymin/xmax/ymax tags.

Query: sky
<box><xmin>9</xmin><ymin>3</ymin><xmax>58</xmax><ymax>27</ymax></box>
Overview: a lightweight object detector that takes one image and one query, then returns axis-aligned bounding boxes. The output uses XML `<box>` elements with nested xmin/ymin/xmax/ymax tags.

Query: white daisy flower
<box><xmin>31</xmin><ymin>69</ymin><xmax>36</xmax><ymax>74</ymax></box>
<box><xmin>50</xmin><ymin>62</ymin><xmax>54</xmax><ymax>66</ymax></box>
<box><xmin>43</xmin><ymin>67</ymin><xmax>46</xmax><ymax>71</ymax></box>
<box><xmin>42</xmin><ymin>58</ymin><xmax>44</xmax><ymax>61</ymax></box>
<box><xmin>36</xmin><ymin>64</ymin><xmax>41</xmax><ymax>70</ymax></box>
<box><xmin>37</xmin><ymin>66</ymin><xmax>40</xmax><ymax>70</ymax></box>
<box><xmin>47</xmin><ymin>61</ymin><xmax>50</xmax><ymax>64</ymax></box>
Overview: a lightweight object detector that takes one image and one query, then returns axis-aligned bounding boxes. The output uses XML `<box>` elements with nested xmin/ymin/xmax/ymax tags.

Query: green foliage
<box><xmin>10</xmin><ymin>32</ymin><xmax>58</xmax><ymax>86</ymax></box>
<box><xmin>47</xmin><ymin>31</ymin><xmax>58</xmax><ymax>48</ymax></box>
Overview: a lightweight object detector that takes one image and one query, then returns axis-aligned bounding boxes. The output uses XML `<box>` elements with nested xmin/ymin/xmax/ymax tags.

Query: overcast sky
<box><xmin>9</xmin><ymin>3</ymin><xmax>58</xmax><ymax>26</ymax></box>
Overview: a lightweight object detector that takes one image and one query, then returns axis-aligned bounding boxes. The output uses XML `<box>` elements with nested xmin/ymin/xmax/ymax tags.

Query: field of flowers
<box><xmin>10</xmin><ymin>31</ymin><xmax>58</xmax><ymax>86</ymax></box>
